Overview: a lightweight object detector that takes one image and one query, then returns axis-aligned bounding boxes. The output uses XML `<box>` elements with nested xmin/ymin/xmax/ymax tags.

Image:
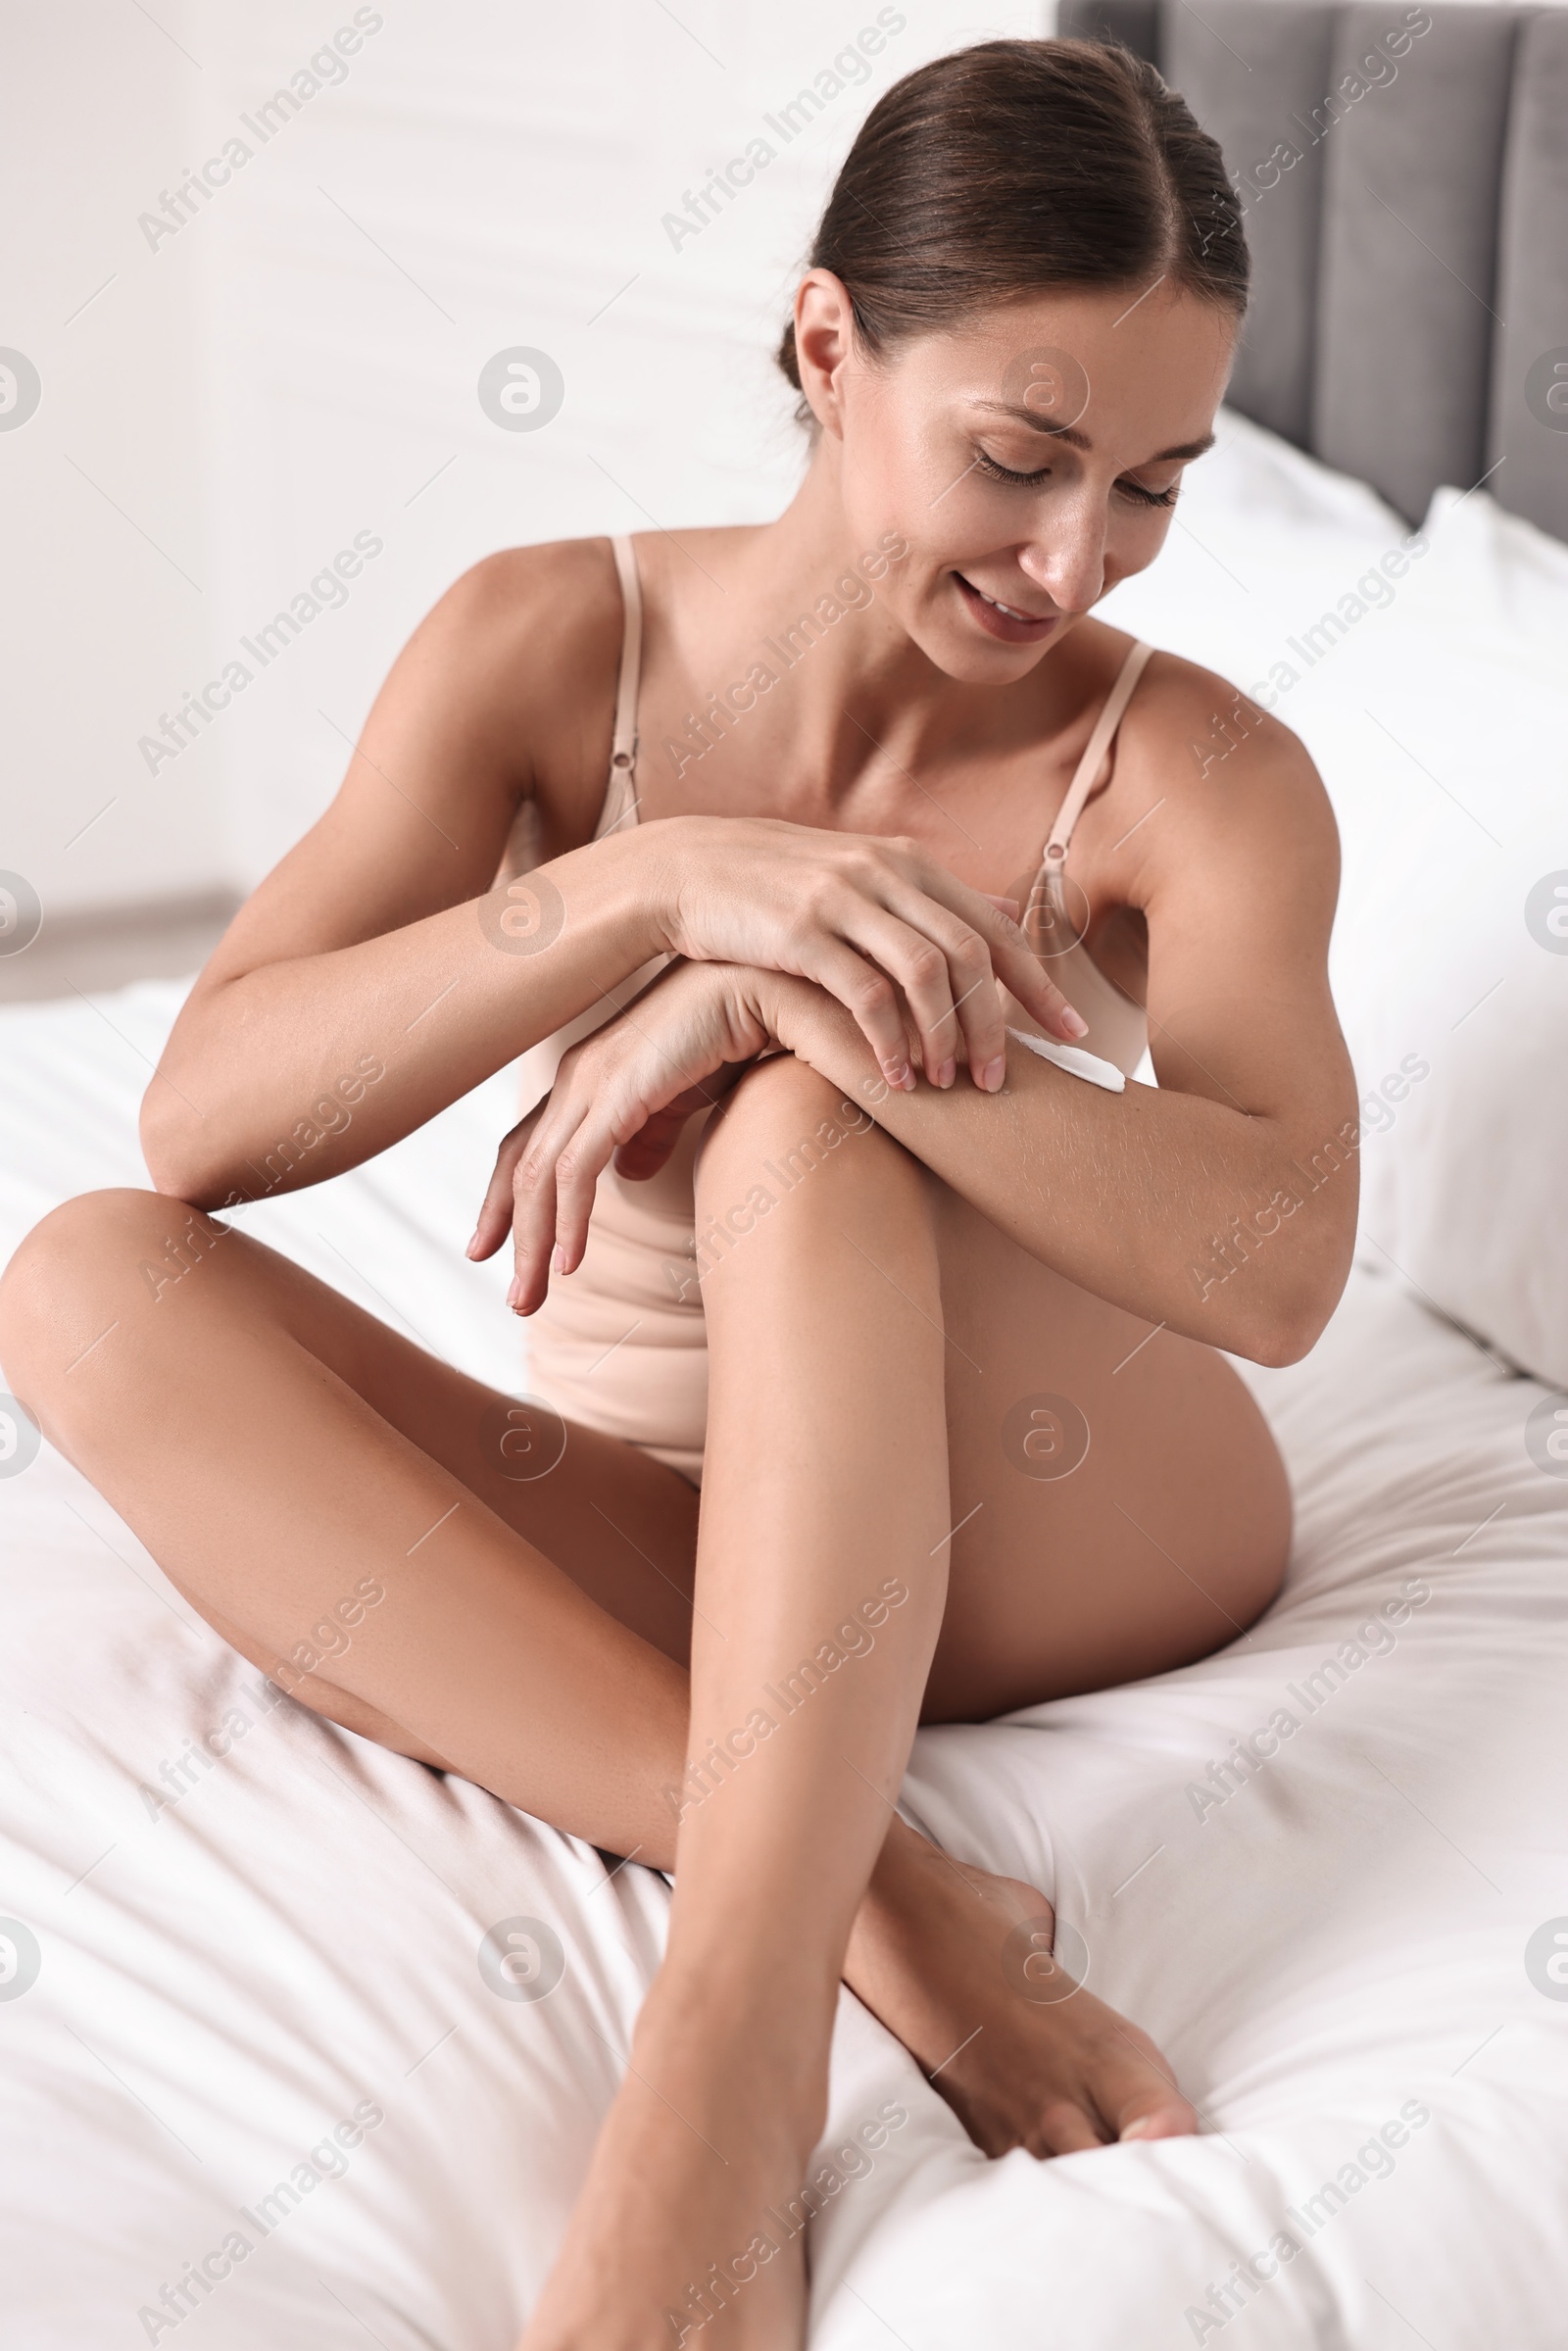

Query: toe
<box><xmin>1118</xmin><ymin>2102</ymin><xmax>1199</xmax><ymax>2142</ymax></box>
<box><xmin>1037</xmin><ymin>2098</ymin><xmax>1109</xmax><ymax>2157</ymax></box>
<box><xmin>1102</xmin><ymin>2049</ymin><xmax>1200</xmax><ymax>2144</ymax></box>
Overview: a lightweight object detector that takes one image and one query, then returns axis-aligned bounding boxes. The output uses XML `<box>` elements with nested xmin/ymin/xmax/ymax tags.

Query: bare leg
<box><xmin>513</xmin><ymin>1051</ymin><xmax>1284</xmax><ymax>2345</ymax></box>
<box><xmin>520</xmin><ymin>1053</ymin><xmax>958</xmax><ymax>2345</ymax></box>
<box><xmin>845</xmin><ymin>1157</ymin><xmax>1290</xmax><ymax>2160</ymax></box>
<box><xmin>0</xmin><ymin>1191</ymin><xmax>700</xmax><ymax>1856</ymax></box>
<box><xmin>0</xmin><ymin>1070</ymin><xmax>1286</xmax><ymax>2342</ymax></box>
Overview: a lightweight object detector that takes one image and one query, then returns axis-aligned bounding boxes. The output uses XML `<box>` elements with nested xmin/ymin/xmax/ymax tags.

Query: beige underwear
<box><xmin>506</xmin><ymin>536</ymin><xmax>1154</xmax><ymax>1487</ymax></box>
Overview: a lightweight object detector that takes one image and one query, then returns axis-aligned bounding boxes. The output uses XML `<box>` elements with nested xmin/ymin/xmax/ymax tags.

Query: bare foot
<box><xmin>520</xmin><ymin>1831</ymin><xmax>1196</xmax><ymax>2344</ymax></box>
<box><xmin>518</xmin><ymin>1969</ymin><xmax>823</xmax><ymax>2350</ymax></box>
<box><xmin>845</xmin><ymin>1819</ymin><xmax>1199</xmax><ymax>2158</ymax></box>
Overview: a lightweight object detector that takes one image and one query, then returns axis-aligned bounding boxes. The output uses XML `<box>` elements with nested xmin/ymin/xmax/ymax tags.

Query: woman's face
<box><xmin>797</xmin><ymin>274</ymin><xmax>1238</xmax><ymax>682</ymax></box>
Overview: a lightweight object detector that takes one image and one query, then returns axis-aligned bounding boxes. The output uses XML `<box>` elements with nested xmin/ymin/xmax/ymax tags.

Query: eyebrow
<box><xmin>971</xmin><ymin>401</ymin><xmax>1216</xmax><ymax>464</ymax></box>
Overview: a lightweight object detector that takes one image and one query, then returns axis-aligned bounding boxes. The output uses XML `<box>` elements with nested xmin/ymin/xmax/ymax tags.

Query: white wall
<box><xmin>198</xmin><ymin>0</ymin><xmax>1046</xmax><ymax>889</ymax></box>
<box><xmin>16</xmin><ymin>0</ymin><xmax>1555</xmax><ymax>930</ymax></box>
<box><xmin>1</xmin><ymin>1</ymin><xmax>1042</xmax><ymax>926</ymax></box>
<box><xmin>0</xmin><ymin>0</ymin><xmax>224</xmax><ymax>918</ymax></box>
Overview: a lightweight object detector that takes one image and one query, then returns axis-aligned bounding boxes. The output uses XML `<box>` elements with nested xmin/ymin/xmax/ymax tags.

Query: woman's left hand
<box><xmin>468</xmin><ymin>958</ymin><xmax>814</xmax><ymax>1315</ymax></box>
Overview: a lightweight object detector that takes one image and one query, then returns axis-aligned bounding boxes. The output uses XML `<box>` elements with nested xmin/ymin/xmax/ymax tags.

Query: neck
<box><xmin>657</xmin><ymin>445</ymin><xmax>1080</xmax><ymax>818</ymax></box>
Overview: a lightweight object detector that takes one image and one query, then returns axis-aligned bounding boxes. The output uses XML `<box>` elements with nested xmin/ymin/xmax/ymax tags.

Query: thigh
<box><xmin>923</xmin><ymin>1174</ymin><xmax>1292</xmax><ymax>1722</ymax></box>
<box><xmin>6</xmin><ymin>1191</ymin><xmax>702</xmax><ymax>1661</ymax></box>
<box><xmin>252</xmin><ymin>1239</ymin><xmax>705</xmax><ymax>1641</ymax></box>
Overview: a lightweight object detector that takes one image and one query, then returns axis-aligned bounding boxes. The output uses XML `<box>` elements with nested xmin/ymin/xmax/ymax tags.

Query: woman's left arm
<box><xmin>774</xmin><ymin>712</ymin><xmax>1358</xmax><ymax>1369</ymax></box>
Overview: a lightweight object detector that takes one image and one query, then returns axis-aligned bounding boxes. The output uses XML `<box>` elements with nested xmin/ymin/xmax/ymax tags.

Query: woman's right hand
<box><xmin>469</xmin><ymin>957</ymin><xmax>803</xmax><ymax>1312</ymax></box>
<box><xmin>643</xmin><ymin>814</ymin><xmax>1087</xmax><ymax>1094</ymax></box>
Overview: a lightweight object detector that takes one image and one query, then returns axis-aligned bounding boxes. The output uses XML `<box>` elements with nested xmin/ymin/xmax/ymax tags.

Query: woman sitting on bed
<box><xmin>0</xmin><ymin>37</ymin><xmax>1356</xmax><ymax>2350</ymax></box>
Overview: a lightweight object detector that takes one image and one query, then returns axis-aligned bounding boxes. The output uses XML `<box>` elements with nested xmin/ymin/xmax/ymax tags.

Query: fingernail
<box><xmin>885</xmin><ymin>1060</ymin><xmax>913</xmax><ymax>1091</ymax></box>
<box><xmin>980</xmin><ymin>1056</ymin><xmax>1005</xmax><ymax>1092</ymax></box>
<box><xmin>506</xmin><ymin>1276</ymin><xmax>521</xmax><ymax>1309</ymax></box>
<box><xmin>466</xmin><ymin>1228</ymin><xmax>481</xmax><ymax>1258</ymax></box>
<box><xmin>938</xmin><ymin>1058</ymin><xmax>956</xmax><ymax>1090</ymax></box>
<box><xmin>1120</xmin><ymin>2117</ymin><xmax>1158</xmax><ymax>2140</ymax></box>
<box><xmin>551</xmin><ymin>1244</ymin><xmax>567</xmax><ymax>1275</ymax></box>
<box><xmin>1061</xmin><ymin>1007</ymin><xmax>1089</xmax><ymax>1040</ymax></box>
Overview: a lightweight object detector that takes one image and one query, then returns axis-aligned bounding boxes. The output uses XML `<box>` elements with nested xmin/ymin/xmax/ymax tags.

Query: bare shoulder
<box><xmin>199</xmin><ymin>536</ymin><xmax>631</xmax><ymax>986</ymax></box>
<box><xmin>1105</xmin><ymin>636</ymin><xmax>1340</xmax><ymax>917</ymax></box>
<box><xmin>411</xmin><ymin>535</ymin><xmax>623</xmax><ymax>808</ymax></box>
<box><xmin>428</xmin><ymin>534</ymin><xmax>620</xmax><ymax>666</ymax></box>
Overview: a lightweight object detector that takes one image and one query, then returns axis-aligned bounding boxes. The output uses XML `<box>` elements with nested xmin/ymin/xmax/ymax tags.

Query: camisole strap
<box><xmin>595</xmin><ymin>533</ymin><xmax>644</xmax><ymax>841</ymax></box>
<box><xmin>610</xmin><ymin>534</ymin><xmax>642</xmax><ymax>771</ymax></box>
<box><xmin>1042</xmin><ymin>638</ymin><xmax>1153</xmax><ymax>866</ymax></box>
<box><xmin>1005</xmin><ymin>634</ymin><xmax>1154</xmax><ymax>1078</ymax></box>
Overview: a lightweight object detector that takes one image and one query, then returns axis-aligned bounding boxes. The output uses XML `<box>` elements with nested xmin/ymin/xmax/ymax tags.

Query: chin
<box><xmin>893</xmin><ymin>563</ymin><xmax>1083</xmax><ymax>678</ymax></box>
<box><xmin>913</xmin><ymin>602</ymin><xmax>1076</xmax><ymax>683</ymax></box>
<box><xmin>922</xmin><ymin>630</ymin><xmax>1053</xmax><ymax>685</ymax></box>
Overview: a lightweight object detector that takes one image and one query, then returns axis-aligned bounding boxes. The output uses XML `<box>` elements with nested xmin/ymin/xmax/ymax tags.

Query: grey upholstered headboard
<box><xmin>1057</xmin><ymin>0</ymin><xmax>1568</xmax><ymax>542</ymax></box>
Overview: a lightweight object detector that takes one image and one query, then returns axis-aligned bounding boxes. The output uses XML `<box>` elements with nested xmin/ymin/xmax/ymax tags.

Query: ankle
<box><xmin>849</xmin><ymin>1819</ymin><xmax>1040</xmax><ymax>1988</ymax></box>
<box><xmin>662</xmin><ymin>1904</ymin><xmax>843</xmax><ymax>2015</ymax></box>
<box><xmin>644</xmin><ymin>1945</ymin><xmax>838</xmax><ymax>2073</ymax></box>
<box><xmin>861</xmin><ymin>1815</ymin><xmax>963</xmax><ymax>1926</ymax></box>
<box><xmin>626</xmin><ymin>1989</ymin><xmax>832</xmax><ymax>2170</ymax></box>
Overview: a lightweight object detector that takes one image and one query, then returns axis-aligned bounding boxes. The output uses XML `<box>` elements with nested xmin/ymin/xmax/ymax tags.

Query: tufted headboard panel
<box><xmin>1057</xmin><ymin>0</ymin><xmax>1568</xmax><ymax>539</ymax></box>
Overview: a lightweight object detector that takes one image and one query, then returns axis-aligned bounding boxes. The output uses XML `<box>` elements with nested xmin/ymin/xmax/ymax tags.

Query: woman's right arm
<box><xmin>145</xmin><ymin>535</ymin><xmax>1088</xmax><ymax>1210</ymax></box>
<box><xmin>142</xmin><ymin>541</ymin><xmax>659</xmax><ymax>1207</ymax></box>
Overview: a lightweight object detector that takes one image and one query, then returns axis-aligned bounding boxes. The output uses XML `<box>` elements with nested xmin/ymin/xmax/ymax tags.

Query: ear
<box><xmin>793</xmin><ymin>269</ymin><xmax>858</xmax><ymax>439</ymax></box>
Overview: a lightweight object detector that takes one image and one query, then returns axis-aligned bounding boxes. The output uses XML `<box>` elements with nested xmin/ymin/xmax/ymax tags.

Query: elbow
<box><xmin>1191</xmin><ymin>1170</ymin><xmax>1357</xmax><ymax>1367</ymax></box>
<box><xmin>1245</xmin><ymin>1306</ymin><xmax>1328</xmax><ymax>1370</ymax></box>
<box><xmin>139</xmin><ymin>1090</ymin><xmax>221</xmax><ymax>1208</ymax></box>
<box><xmin>138</xmin><ymin>1091</ymin><xmax>181</xmax><ymax>1196</ymax></box>
<box><xmin>1229</xmin><ymin>1259</ymin><xmax>1348</xmax><ymax>1369</ymax></box>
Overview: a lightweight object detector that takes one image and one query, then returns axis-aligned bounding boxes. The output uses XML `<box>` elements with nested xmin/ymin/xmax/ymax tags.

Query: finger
<box><xmin>782</xmin><ymin>930</ymin><xmax>924</xmax><ymax>1091</ymax></box>
<box><xmin>956</xmin><ymin>887</ymin><xmax>1090</xmax><ymax>1048</ymax></box>
<box><xmin>613</xmin><ymin>1104</ymin><xmax>689</xmax><ymax>1183</ymax></box>
<box><xmin>551</xmin><ymin>1082</ymin><xmax>650</xmax><ymax>1276</ymax></box>
<box><xmin>989</xmin><ymin>920</ymin><xmax>1092</xmax><ymax>1048</ymax></box>
<box><xmin>887</xmin><ymin>861</ymin><xmax>1091</xmax><ymax>1058</ymax></box>
<box><xmin>469</xmin><ymin>1112</ymin><xmax>541</xmax><ymax>1259</ymax></box>
<box><xmin>533</xmin><ymin>1015</ymin><xmax>749</xmax><ymax>1280</ymax></box>
<box><xmin>817</xmin><ymin>896</ymin><xmax>985</xmax><ymax>1087</ymax></box>
<box><xmin>614</xmin><ymin>1075</ymin><xmax>741</xmax><ymax>1182</ymax></box>
<box><xmin>508</xmin><ymin>1098</ymin><xmax>578</xmax><ymax>1314</ymax></box>
<box><xmin>827</xmin><ymin>868</ymin><xmax>1028</xmax><ymax>1087</ymax></box>
<box><xmin>846</xmin><ymin>896</ymin><xmax>1004</xmax><ymax>1088</ymax></box>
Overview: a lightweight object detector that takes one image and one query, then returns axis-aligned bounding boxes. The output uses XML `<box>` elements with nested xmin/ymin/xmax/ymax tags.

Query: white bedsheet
<box><xmin>2</xmin><ymin>978</ymin><xmax>1565</xmax><ymax>2349</ymax></box>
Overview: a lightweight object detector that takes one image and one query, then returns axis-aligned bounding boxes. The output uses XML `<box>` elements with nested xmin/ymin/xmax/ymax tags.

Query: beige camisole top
<box><xmin>512</xmin><ymin>536</ymin><xmax>1153</xmax><ymax>1487</ymax></box>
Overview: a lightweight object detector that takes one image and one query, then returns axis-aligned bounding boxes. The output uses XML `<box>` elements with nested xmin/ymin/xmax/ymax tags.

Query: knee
<box><xmin>0</xmin><ymin>1188</ymin><xmax>213</xmax><ymax>1403</ymax></box>
<box><xmin>696</xmin><ymin>1051</ymin><xmax>901</xmax><ymax>1206</ymax></box>
<box><xmin>691</xmin><ymin>1053</ymin><xmax>935</xmax><ymax>1301</ymax></box>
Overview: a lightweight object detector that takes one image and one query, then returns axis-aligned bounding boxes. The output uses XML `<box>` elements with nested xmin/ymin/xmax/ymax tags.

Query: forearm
<box><xmin>144</xmin><ymin>830</ymin><xmax>666</xmax><ymax>1207</ymax></box>
<box><xmin>777</xmin><ymin>984</ymin><xmax>1355</xmax><ymax>1366</ymax></box>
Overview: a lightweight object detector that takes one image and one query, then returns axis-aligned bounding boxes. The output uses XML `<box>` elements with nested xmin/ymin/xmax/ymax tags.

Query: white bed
<box><xmin>4</xmin><ymin>413</ymin><xmax>1567</xmax><ymax>2348</ymax></box>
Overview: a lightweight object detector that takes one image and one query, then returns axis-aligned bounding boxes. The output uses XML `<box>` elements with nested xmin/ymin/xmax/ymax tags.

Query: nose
<box><xmin>1017</xmin><ymin>490</ymin><xmax>1107</xmax><ymax>614</ymax></box>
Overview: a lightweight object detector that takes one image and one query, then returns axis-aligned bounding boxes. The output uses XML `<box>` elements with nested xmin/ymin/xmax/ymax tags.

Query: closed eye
<box><xmin>972</xmin><ymin>446</ymin><xmax>1180</xmax><ymax>509</ymax></box>
<box><xmin>973</xmin><ymin>448</ymin><xmax>1052</xmax><ymax>489</ymax></box>
<box><xmin>1118</xmin><ymin>478</ymin><xmax>1180</xmax><ymax>510</ymax></box>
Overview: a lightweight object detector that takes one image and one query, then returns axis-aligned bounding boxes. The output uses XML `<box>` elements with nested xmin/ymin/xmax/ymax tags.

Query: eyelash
<box><xmin>972</xmin><ymin>448</ymin><xmax>1180</xmax><ymax>509</ymax></box>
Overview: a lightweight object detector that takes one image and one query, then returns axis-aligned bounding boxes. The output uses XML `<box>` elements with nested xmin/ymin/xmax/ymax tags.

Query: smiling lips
<box><xmin>954</xmin><ymin>570</ymin><xmax>1059</xmax><ymax>643</ymax></box>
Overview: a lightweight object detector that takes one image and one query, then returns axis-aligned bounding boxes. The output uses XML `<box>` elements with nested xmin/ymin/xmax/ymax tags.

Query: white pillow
<box><xmin>1100</xmin><ymin>420</ymin><xmax>1568</xmax><ymax>1387</ymax></box>
<box><xmin>1344</xmin><ymin>488</ymin><xmax>1568</xmax><ymax>1389</ymax></box>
